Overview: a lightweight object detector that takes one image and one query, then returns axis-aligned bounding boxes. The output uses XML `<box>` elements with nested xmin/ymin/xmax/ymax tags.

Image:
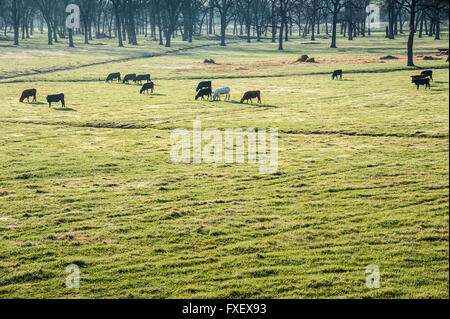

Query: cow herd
<box><xmin>19</xmin><ymin>88</ymin><xmax>65</xmax><ymax>108</ymax></box>
<box><xmin>17</xmin><ymin>68</ymin><xmax>437</xmax><ymax>108</ymax></box>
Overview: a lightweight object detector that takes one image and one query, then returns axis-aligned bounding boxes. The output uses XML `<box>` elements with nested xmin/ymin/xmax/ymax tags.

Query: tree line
<box><xmin>0</xmin><ymin>0</ymin><xmax>448</xmax><ymax>65</ymax></box>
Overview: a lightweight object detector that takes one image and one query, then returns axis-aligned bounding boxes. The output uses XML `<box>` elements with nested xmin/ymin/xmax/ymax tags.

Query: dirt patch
<box><xmin>423</xmin><ymin>56</ymin><xmax>442</xmax><ymax>61</ymax></box>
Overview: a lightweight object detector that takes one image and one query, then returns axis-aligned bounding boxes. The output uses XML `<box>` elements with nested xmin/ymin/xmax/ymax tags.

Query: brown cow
<box><xmin>240</xmin><ymin>90</ymin><xmax>262</xmax><ymax>104</ymax></box>
<box><xmin>20</xmin><ymin>89</ymin><xmax>37</xmax><ymax>103</ymax></box>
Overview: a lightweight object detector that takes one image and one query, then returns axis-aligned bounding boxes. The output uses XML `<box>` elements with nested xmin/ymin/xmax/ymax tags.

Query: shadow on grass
<box><xmin>333</xmin><ymin>79</ymin><xmax>355</xmax><ymax>82</ymax></box>
<box><xmin>52</xmin><ymin>107</ymin><xmax>76</xmax><ymax>112</ymax></box>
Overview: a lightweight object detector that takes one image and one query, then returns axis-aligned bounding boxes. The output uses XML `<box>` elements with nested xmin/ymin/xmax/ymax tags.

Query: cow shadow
<box><xmin>228</xmin><ymin>100</ymin><xmax>279</xmax><ymax>108</ymax></box>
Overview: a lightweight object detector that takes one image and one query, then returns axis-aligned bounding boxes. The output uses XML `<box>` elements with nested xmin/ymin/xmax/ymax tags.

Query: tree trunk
<box><xmin>407</xmin><ymin>2</ymin><xmax>416</xmax><ymax>67</ymax></box>
<box><xmin>220</xmin><ymin>13</ymin><xmax>226</xmax><ymax>46</ymax></box>
<box><xmin>434</xmin><ymin>10</ymin><xmax>441</xmax><ymax>40</ymax></box>
<box><xmin>68</xmin><ymin>28</ymin><xmax>74</xmax><ymax>47</ymax></box>
<box><xmin>278</xmin><ymin>0</ymin><xmax>285</xmax><ymax>50</ymax></box>
<box><xmin>113</xmin><ymin>1</ymin><xmax>124</xmax><ymax>47</ymax></box>
<box><xmin>330</xmin><ymin>10</ymin><xmax>338</xmax><ymax>48</ymax></box>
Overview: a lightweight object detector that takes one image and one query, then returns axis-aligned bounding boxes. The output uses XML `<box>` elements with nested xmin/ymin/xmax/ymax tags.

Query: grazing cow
<box><xmin>195</xmin><ymin>87</ymin><xmax>212</xmax><ymax>100</ymax></box>
<box><xmin>19</xmin><ymin>89</ymin><xmax>37</xmax><ymax>103</ymax></box>
<box><xmin>140</xmin><ymin>82</ymin><xmax>154</xmax><ymax>94</ymax></box>
<box><xmin>123</xmin><ymin>74</ymin><xmax>137</xmax><ymax>84</ymax></box>
<box><xmin>47</xmin><ymin>94</ymin><xmax>65</xmax><ymax>108</ymax></box>
<box><xmin>332</xmin><ymin>70</ymin><xmax>343</xmax><ymax>80</ymax></box>
<box><xmin>196</xmin><ymin>81</ymin><xmax>212</xmax><ymax>92</ymax></box>
<box><xmin>412</xmin><ymin>78</ymin><xmax>431</xmax><ymax>90</ymax></box>
<box><xmin>134</xmin><ymin>74</ymin><xmax>151</xmax><ymax>84</ymax></box>
<box><xmin>240</xmin><ymin>90</ymin><xmax>262</xmax><ymax>104</ymax></box>
<box><xmin>421</xmin><ymin>70</ymin><xmax>433</xmax><ymax>81</ymax></box>
<box><xmin>213</xmin><ymin>87</ymin><xmax>231</xmax><ymax>101</ymax></box>
<box><xmin>106</xmin><ymin>72</ymin><xmax>121</xmax><ymax>83</ymax></box>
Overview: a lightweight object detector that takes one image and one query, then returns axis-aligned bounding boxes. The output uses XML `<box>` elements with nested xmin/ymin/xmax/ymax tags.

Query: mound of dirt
<box><xmin>204</xmin><ymin>59</ymin><xmax>216</xmax><ymax>64</ymax></box>
<box><xmin>380</xmin><ymin>55</ymin><xmax>398</xmax><ymax>60</ymax></box>
<box><xmin>296</xmin><ymin>55</ymin><xmax>309</xmax><ymax>62</ymax></box>
<box><xmin>438</xmin><ymin>49</ymin><xmax>449</xmax><ymax>56</ymax></box>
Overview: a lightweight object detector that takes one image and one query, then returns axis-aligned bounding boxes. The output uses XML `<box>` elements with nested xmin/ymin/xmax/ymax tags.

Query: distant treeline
<box><xmin>0</xmin><ymin>0</ymin><xmax>448</xmax><ymax>51</ymax></box>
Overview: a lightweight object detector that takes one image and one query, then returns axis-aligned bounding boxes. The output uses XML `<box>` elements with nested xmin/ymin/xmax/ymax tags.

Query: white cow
<box><xmin>213</xmin><ymin>87</ymin><xmax>231</xmax><ymax>101</ymax></box>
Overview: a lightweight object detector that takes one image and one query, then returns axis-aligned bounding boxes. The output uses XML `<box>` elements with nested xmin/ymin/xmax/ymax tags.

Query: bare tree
<box><xmin>35</xmin><ymin>0</ymin><xmax>56</xmax><ymax>45</ymax></box>
<box><xmin>327</xmin><ymin>0</ymin><xmax>344</xmax><ymax>48</ymax></box>
<box><xmin>278</xmin><ymin>0</ymin><xmax>296</xmax><ymax>50</ymax></box>
<box><xmin>162</xmin><ymin>0</ymin><xmax>182</xmax><ymax>47</ymax></box>
<box><xmin>213</xmin><ymin>0</ymin><xmax>234</xmax><ymax>46</ymax></box>
<box><xmin>395</xmin><ymin>0</ymin><xmax>427</xmax><ymax>66</ymax></box>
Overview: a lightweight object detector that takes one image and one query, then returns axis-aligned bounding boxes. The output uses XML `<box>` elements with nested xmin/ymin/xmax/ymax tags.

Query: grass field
<box><xmin>0</xmin><ymin>32</ymin><xmax>448</xmax><ymax>299</ymax></box>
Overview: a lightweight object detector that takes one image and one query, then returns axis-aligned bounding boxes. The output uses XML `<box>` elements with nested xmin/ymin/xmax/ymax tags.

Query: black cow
<box><xmin>134</xmin><ymin>74</ymin><xmax>151</xmax><ymax>84</ymax></box>
<box><xmin>411</xmin><ymin>75</ymin><xmax>427</xmax><ymax>83</ymax></box>
<box><xmin>421</xmin><ymin>70</ymin><xmax>433</xmax><ymax>81</ymax></box>
<box><xmin>140</xmin><ymin>82</ymin><xmax>154</xmax><ymax>94</ymax></box>
<box><xmin>20</xmin><ymin>89</ymin><xmax>37</xmax><ymax>103</ymax></box>
<box><xmin>106</xmin><ymin>72</ymin><xmax>121</xmax><ymax>83</ymax></box>
<box><xmin>332</xmin><ymin>70</ymin><xmax>343</xmax><ymax>80</ymax></box>
<box><xmin>196</xmin><ymin>81</ymin><xmax>212</xmax><ymax>92</ymax></box>
<box><xmin>412</xmin><ymin>78</ymin><xmax>431</xmax><ymax>90</ymax></box>
<box><xmin>47</xmin><ymin>93</ymin><xmax>65</xmax><ymax>108</ymax></box>
<box><xmin>123</xmin><ymin>74</ymin><xmax>137</xmax><ymax>84</ymax></box>
<box><xmin>195</xmin><ymin>87</ymin><xmax>212</xmax><ymax>100</ymax></box>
